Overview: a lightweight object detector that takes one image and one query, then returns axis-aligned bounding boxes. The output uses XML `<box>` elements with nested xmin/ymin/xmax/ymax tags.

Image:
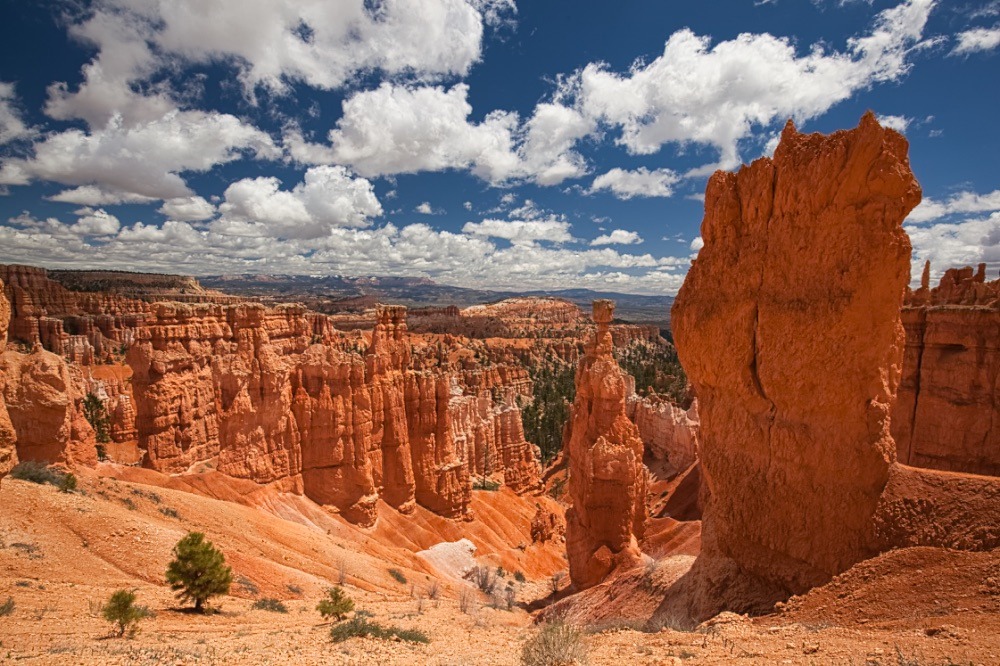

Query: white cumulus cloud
<box><xmin>215</xmin><ymin>166</ymin><xmax>382</xmax><ymax>239</ymax></box>
<box><xmin>591</xmin><ymin>229</ymin><xmax>643</xmax><ymax>246</ymax></box>
<box><xmin>561</xmin><ymin>0</ymin><xmax>935</xmax><ymax>173</ymax></box>
<box><xmin>462</xmin><ymin>219</ymin><xmax>573</xmax><ymax>245</ymax></box>
<box><xmin>589</xmin><ymin>167</ymin><xmax>680</xmax><ymax>199</ymax></box>
<box><xmin>159</xmin><ymin>196</ymin><xmax>217</xmax><ymax>222</ymax></box>
<box><xmin>0</xmin><ymin>110</ymin><xmax>278</xmax><ymax>202</ymax></box>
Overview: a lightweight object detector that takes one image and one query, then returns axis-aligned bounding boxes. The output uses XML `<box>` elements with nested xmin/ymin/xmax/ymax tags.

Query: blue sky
<box><xmin>0</xmin><ymin>0</ymin><xmax>997</xmax><ymax>294</ymax></box>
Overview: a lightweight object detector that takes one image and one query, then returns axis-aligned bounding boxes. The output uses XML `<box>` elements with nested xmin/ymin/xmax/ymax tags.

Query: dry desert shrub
<box><xmin>470</xmin><ymin>565</ymin><xmax>499</xmax><ymax>594</ymax></box>
<box><xmin>459</xmin><ymin>587</ymin><xmax>478</xmax><ymax>615</ymax></box>
<box><xmin>0</xmin><ymin>597</ymin><xmax>14</xmax><ymax>617</ymax></box>
<box><xmin>521</xmin><ymin>622</ymin><xmax>589</xmax><ymax>666</ymax></box>
<box><xmin>251</xmin><ymin>598</ymin><xmax>288</xmax><ymax>613</ymax></box>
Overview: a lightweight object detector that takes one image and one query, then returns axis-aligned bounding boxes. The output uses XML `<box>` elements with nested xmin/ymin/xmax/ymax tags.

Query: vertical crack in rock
<box><xmin>672</xmin><ymin>112</ymin><xmax>921</xmax><ymax>616</ymax></box>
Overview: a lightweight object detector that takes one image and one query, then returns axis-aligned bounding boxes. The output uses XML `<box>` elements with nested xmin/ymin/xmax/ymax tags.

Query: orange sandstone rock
<box><xmin>565</xmin><ymin>300</ymin><xmax>647</xmax><ymax>590</ymax></box>
<box><xmin>626</xmin><ymin>388</ymin><xmax>699</xmax><ymax>476</ymax></box>
<box><xmin>894</xmin><ymin>265</ymin><xmax>1000</xmax><ymax>475</ymax></box>
<box><xmin>0</xmin><ymin>347</ymin><xmax>98</xmax><ymax>467</ymax></box>
<box><xmin>672</xmin><ymin>113</ymin><xmax>920</xmax><ymax>601</ymax></box>
<box><xmin>0</xmin><ymin>280</ymin><xmax>17</xmax><ymax>478</ymax></box>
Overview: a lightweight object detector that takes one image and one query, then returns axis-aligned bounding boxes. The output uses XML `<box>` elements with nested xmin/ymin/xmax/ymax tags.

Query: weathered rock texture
<box><xmin>565</xmin><ymin>300</ymin><xmax>647</xmax><ymax>590</ymax></box>
<box><xmin>0</xmin><ymin>280</ymin><xmax>17</xmax><ymax>478</ymax></box>
<box><xmin>0</xmin><ymin>265</ymin><xmax>548</xmax><ymax>523</ymax></box>
<box><xmin>893</xmin><ymin>263</ymin><xmax>1000</xmax><ymax>476</ymax></box>
<box><xmin>671</xmin><ymin>113</ymin><xmax>1000</xmax><ymax>620</ymax></box>
<box><xmin>0</xmin><ymin>347</ymin><xmax>98</xmax><ymax>467</ymax></box>
<box><xmin>127</xmin><ymin>302</ymin><xmax>541</xmax><ymax>525</ymax></box>
<box><xmin>672</xmin><ymin>114</ymin><xmax>919</xmax><ymax>599</ymax></box>
<box><xmin>0</xmin><ymin>264</ymin><xmax>248</xmax><ymax>367</ymax></box>
<box><xmin>626</xmin><ymin>385</ymin><xmax>699</xmax><ymax>477</ymax></box>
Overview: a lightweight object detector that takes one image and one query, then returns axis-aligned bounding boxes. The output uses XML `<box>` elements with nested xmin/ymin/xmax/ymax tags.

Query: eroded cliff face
<box><xmin>893</xmin><ymin>264</ymin><xmax>1000</xmax><ymax>476</ymax></box>
<box><xmin>127</xmin><ymin>302</ymin><xmax>541</xmax><ymax>525</ymax></box>
<box><xmin>0</xmin><ymin>347</ymin><xmax>98</xmax><ymax>468</ymax></box>
<box><xmin>626</xmin><ymin>384</ymin><xmax>699</xmax><ymax>477</ymax></box>
<box><xmin>565</xmin><ymin>300</ymin><xmax>647</xmax><ymax>590</ymax></box>
<box><xmin>0</xmin><ymin>280</ymin><xmax>17</xmax><ymax>478</ymax></box>
<box><xmin>672</xmin><ymin>113</ymin><xmax>920</xmax><ymax>600</ymax></box>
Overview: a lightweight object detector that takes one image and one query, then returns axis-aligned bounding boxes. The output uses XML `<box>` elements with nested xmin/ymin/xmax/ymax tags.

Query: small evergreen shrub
<box><xmin>317</xmin><ymin>586</ymin><xmax>354</xmax><ymax>621</ymax></box>
<box><xmin>388</xmin><ymin>568</ymin><xmax>407</xmax><ymax>584</ymax></box>
<box><xmin>101</xmin><ymin>589</ymin><xmax>150</xmax><ymax>637</ymax></box>
<box><xmin>58</xmin><ymin>473</ymin><xmax>77</xmax><ymax>493</ymax></box>
<box><xmin>83</xmin><ymin>393</ymin><xmax>111</xmax><ymax>444</ymax></box>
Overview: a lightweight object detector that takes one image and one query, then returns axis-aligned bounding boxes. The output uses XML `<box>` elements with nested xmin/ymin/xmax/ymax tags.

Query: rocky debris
<box><xmin>672</xmin><ymin>113</ymin><xmax>920</xmax><ymax>610</ymax></box>
<box><xmin>0</xmin><ymin>280</ymin><xmax>17</xmax><ymax>478</ymax></box>
<box><xmin>894</xmin><ymin>263</ymin><xmax>1000</xmax><ymax>475</ymax></box>
<box><xmin>565</xmin><ymin>300</ymin><xmax>647</xmax><ymax>590</ymax></box>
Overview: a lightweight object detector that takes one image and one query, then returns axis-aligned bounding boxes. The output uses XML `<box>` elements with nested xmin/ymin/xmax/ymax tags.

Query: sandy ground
<box><xmin>2</xmin><ymin>472</ymin><xmax>1000</xmax><ymax>665</ymax></box>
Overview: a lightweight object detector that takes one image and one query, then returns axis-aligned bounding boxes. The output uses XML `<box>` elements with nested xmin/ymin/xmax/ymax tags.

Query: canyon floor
<box><xmin>2</xmin><ymin>471</ymin><xmax>998</xmax><ymax>665</ymax></box>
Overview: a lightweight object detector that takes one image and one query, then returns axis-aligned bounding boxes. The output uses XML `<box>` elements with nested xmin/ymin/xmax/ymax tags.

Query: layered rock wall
<box><xmin>0</xmin><ymin>348</ymin><xmax>99</xmax><ymax>467</ymax></box>
<box><xmin>626</xmin><ymin>388</ymin><xmax>699</xmax><ymax>476</ymax></box>
<box><xmin>893</xmin><ymin>264</ymin><xmax>1000</xmax><ymax>476</ymax></box>
<box><xmin>565</xmin><ymin>300</ymin><xmax>647</xmax><ymax>590</ymax></box>
<box><xmin>128</xmin><ymin>302</ymin><xmax>540</xmax><ymax>525</ymax></box>
<box><xmin>0</xmin><ymin>281</ymin><xmax>16</xmax><ymax>478</ymax></box>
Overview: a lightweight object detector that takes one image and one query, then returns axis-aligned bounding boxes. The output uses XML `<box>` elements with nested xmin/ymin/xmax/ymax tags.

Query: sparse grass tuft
<box><xmin>0</xmin><ymin>597</ymin><xmax>14</xmax><ymax>616</ymax></box>
<box><xmin>521</xmin><ymin>622</ymin><xmax>588</xmax><ymax>666</ymax></box>
<box><xmin>251</xmin><ymin>598</ymin><xmax>288</xmax><ymax>613</ymax></box>
<box><xmin>330</xmin><ymin>615</ymin><xmax>429</xmax><ymax>644</ymax></box>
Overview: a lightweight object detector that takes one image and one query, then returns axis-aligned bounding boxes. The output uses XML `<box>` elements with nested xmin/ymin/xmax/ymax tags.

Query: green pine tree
<box><xmin>316</xmin><ymin>586</ymin><xmax>354</xmax><ymax>621</ymax></box>
<box><xmin>101</xmin><ymin>589</ymin><xmax>150</xmax><ymax>637</ymax></box>
<box><xmin>165</xmin><ymin>532</ymin><xmax>232</xmax><ymax>612</ymax></box>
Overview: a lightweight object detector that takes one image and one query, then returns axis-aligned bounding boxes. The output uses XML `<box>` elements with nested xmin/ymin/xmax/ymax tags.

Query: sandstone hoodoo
<box><xmin>672</xmin><ymin>112</ymin><xmax>920</xmax><ymax>605</ymax></box>
<box><xmin>565</xmin><ymin>299</ymin><xmax>647</xmax><ymax>590</ymax></box>
<box><xmin>671</xmin><ymin>113</ymin><xmax>1000</xmax><ymax>621</ymax></box>
<box><xmin>0</xmin><ymin>279</ymin><xmax>17</xmax><ymax>479</ymax></box>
